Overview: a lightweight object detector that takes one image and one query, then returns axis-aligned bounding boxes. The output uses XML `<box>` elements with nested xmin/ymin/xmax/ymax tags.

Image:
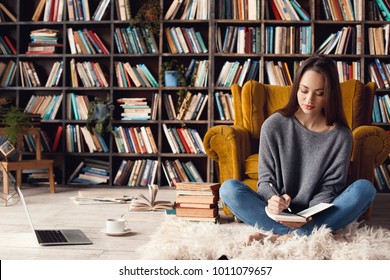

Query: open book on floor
<box><xmin>129</xmin><ymin>184</ymin><xmax>173</xmax><ymax>211</ymax></box>
<box><xmin>265</xmin><ymin>203</ymin><xmax>334</xmax><ymax>222</ymax></box>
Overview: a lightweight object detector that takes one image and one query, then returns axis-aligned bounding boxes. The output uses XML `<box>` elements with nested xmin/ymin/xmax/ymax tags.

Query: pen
<box><xmin>269</xmin><ymin>183</ymin><xmax>292</xmax><ymax>213</ymax></box>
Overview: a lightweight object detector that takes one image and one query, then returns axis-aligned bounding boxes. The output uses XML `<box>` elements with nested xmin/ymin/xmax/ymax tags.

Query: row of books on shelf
<box><xmin>162</xmin><ymin>124</ymin><xmax>205</xmax><ymax>154</ymax></box>
<box><xmin>0</xmin><ymin>60</ymin><xmax>16</xmax><ymax>88</ymax></box>
<box><xmin>0</xmin><ymin>3</ymin><xmax>16</xmax><ymax>22</ymax></box>
<box><xmin>165</xmin><ymin>91</ymin><xmax>208</xmax><ymax>121</ymax></box>
<box><xmin>265</xmin><ymin>25</ymin><xmax>312</xmax><ymax>55</ymax></box>
<box><xmin>68</xmin><ymin>157</ymin><xmax>110</xmax><ymax>185</ymax></box>
<box><xmin>216</xmin><ymin>59</ymin><xmax>259</xmax><ymax>88</ymax></box>
<box><xmin>265</xmin><ymin>60</ymin><xmax>293</xmax><ymax>86</ymax></box>
<box><xmin>117</xmin><ymin>96</ymin><xmax>159</xmax><ymax>121</ymax></box>
<box><xmin>218</xmin><ymin>0</ymin><xmax>261</xmax><ymax>20</ymax></box>
<box><xmin>165</xmin><ymin>0</ymin><xmax>210</xmax><ymax>20</ymax></box>
<box><xmin>68</xmin><ymin>27</ymin><xmax>109</xmax><ymax>55</ymax></box>
<box><xmin>368</xmin><ymin>24</ymin><xmax>390</xmax><ymax>56</ymax></box>
<box><xmin>215</xmin><ymin>91</ymin><xmax>234</xmax><ymax>121</ymax></box>
<box><xmin>112</xmin><ymin>126</ymin><xmax>157</xmax><ymax>154</ymax></box>
<box><xmin>67</xmin><ymin>92</ymin><xmax>90</xmax><ymax>120</ymax></box>
<box><xmin>22</xmin><ymin>131</ymin><xmax>53</xmax><ymax>153</ymax></box>
<box><xmin>335</xmin><ymin>60</ymin><xmax>361</xmax><ymax>83</ymax></box>
<box><xmin>319</xmin><ymin>0</ymin><xmax>362</xmax><ymax>21</ymax></box>
<box><xmin>115</xmin><ymin>0</ymin><xmax>132</xmax><ymax>21</ymax></box>
<box><xmin>267</xmin><ymin>0</ymin><xmax>311</xmax><ymax>21</ymax></box>
<box><xmin>369</xmin><ymin>58</ymin><xmax>390</xmax><ymax>90</ymax></box>
<box><xmin>374</xmin><ymin>163</ymin><xmax>390</xmax><ymax>191</ymax></box>
<box><xmin>113</xmin><ymin>61</ymin><xmax>158</xmax><ymax>88</ymax></box>
<box><xmin>114</xmin><ymin>26</ymin><xmax>158</xmax><ymax>54</ymax></box>
<box><xmin>162</xmin><ymin>159</ymin><xmax>204</xmax><ymax>187</ymax></box>
<box><xmin>216</xmin><ymin>26</ymin><xmax>261</xmax><ymax>54</ymax></box>
<box><xmin>316</xmin><ymin>25</ymin><xmax>361</xmax><ymax>56</ymax></box>
<box><xmin>165</xmin><ymin>26</ymin><xmax>208</xmax><ymax>54</ymax></box>
<box><xmin>175</xmin><ymin>182</ymin><xmax>220</xmax><ymax>222</ymax></box>
<box><xmin>372</xmin><ymin>94</ymin><xmax>390</xmax><ymax>123</ymax></box>
<box><xmin>370</xmin><ymin>0</ymin><xmax>390</xmax><ymax>21</ymax></box>
<box><xmin>113</xmin><ymin>159</ymin><xmax>158</xmax><ymax>187</ymax></box>
<box><xmin>24</xmin><ymin>93</ymin><xmax>63</xmax><ymax>120</ymax></box>
<box><xmin>0</xmin><ymin>35</ymin><xmax>16</xmax><ymax>55</ymax></box>
<box><xmin>70</xmin><ymin>58</ymin><xmax>109</xmax><ymax>88</ymax></box>
<box><xmin>66</xmin><ymin>124</ymin><xmax>109</xmax><ymax>153</ymax></box>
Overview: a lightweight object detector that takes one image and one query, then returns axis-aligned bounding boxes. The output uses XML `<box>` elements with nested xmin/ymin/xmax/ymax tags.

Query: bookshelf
<box><xmin>0</xmin><ymin>0</ymin><xmax>389</xmax><ymax>191</ymax></box>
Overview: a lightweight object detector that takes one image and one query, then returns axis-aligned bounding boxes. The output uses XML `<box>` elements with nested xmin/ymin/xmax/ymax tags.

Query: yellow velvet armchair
<box><xmin>204</xmin><ymin>80</ymin><xmax>390</xmax><ymax>217</ymax></box>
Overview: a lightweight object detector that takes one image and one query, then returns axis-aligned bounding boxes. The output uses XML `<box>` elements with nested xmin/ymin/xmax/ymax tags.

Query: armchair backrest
<box><xmin>231</xmin><ymin>80</ymin><xmax>375</xmax><ymax>141</ymax></box>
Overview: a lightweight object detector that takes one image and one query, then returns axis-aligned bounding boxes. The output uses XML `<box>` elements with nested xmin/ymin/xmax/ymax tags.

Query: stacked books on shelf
<box><xmin>372</xmin><ymin>93</ymin><xmax>390</xmax><ymax>123</ymax></box>
<box><xmin>316</xmin><ymin>26</ymin><xmax>360</xmax><ymax>55</ymax></box>
<box><xmin>24</xmin><ymin>93</ymin><xmax>63</xmax><ymax>120</ymax></box>
<box><xmin>68</xmin><ymin>158</ymin><xmax>110</xmax><ymax>185</ymax></box>
<box><xmin>67</xmin><ymin>27</ymin><xmax>109</xmax><ymax>55</ymax></box>
<box><xmin>19</xmin><ymin>61</ymin><xmax>42</xmax><ymax>87</ymax></box>
<box><xmin>374</xmin><ymin>163</ymin><xmax>390</xmax><ymax>191</ymax></box>
<box><xmin>113</xmin><ymin>158</ymin><xmax>158</xmax><ymax>187</ymax></box>
<box><xmin>367</xmin><ymin>24</ymin><xmax>390</xmax><ymax>56</ymax></box>
<box><xmin>23</xmin><ymin>168</ymin><xmax>56</xmax><ymax>186</ymax></box>
<box><xmin>67</xmin><ymin>93</ymin><xmax>90</xmax><ymax>120</ymax></box>
<box><xmin>175</xmin><ymin>182</ymin><xmax>220</xmax><ymax>222</ymax></box>
<box><xmin>112</xmin><ymin>126</ymin><xmax>158</xmax><ymax>154</ymax></box>
<box><xmin>367</xmin><ymin>0</ymin><xmax>390</xmax><ymax>20</ymax></box>
<box><xmin>162</xmin><ymin>159</ymin><xmax>204</xmax><ymax>187</ymax></box>
<box><xmin>114</xmin><ymin>26</ymin><xmax>158</xmax><ymax>54</ymax></box>
<box><xmin>162</xmin><ymin>124</ymin><xmax>205</xmax><ymax>154</ymax></box>
<box><xmin>32</xmin><ymin>0</ymin><xmax>65</xmax><ymax>21</ymax></box>
<box><xmin>26</xmin><ymin>28</ymin><xmax>62</xmax><ymax>54</ymax></box>
<box><xmin>115</xmin><ymin>0</ymin><xmax>132</xmax><ymax>20</ymax></box>
<box><xmin>117</xmin><ymin>98</ymin><xmax>151</xmax><ymax>120</ymax></box>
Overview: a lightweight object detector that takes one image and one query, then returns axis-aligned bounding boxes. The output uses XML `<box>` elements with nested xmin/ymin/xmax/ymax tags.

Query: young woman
<box><xmin>220</xmin><ymin>55</ymin><xmax>376</xmax><ymax>242</ymax></box>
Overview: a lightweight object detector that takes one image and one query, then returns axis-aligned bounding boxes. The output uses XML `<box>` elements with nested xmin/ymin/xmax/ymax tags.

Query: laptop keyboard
<box><xmin>36</xmin><ymin>230</ymin><xmax>68</xmax><ymax>243</ymax></box>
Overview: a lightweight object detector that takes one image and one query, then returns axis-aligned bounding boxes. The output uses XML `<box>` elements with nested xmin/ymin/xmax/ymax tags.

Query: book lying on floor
<box><xmin>265</xmin><ymin>203</ymin><xmax>334</xmax><ymax>222</ymax></box>
<box><xmin>129</xmin><ymin>184</ymin><xmax>173</xmax><ymax>211</ymax></box>
<box><xmin>70</xmin><ymin>190</ymin><xmax>134</xmax><ymax>204</ymax></box>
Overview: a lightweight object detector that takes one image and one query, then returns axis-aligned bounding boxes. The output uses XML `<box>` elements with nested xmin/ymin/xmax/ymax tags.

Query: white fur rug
<box><xmin>138</xmin><ymin>217</ymin><xmax>390</xmax><ymax>260</ymax></box>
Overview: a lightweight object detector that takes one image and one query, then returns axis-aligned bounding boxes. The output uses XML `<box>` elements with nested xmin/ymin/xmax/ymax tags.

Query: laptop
<box><xmin>17</xmin><ymin>187</ymin><xmax>92</xmax><ymax>246</ymax></box>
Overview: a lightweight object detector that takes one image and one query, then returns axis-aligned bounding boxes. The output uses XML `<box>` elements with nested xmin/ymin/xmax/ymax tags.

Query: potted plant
<box><xmin>160</xmin><ymin>60</ymin><xmax>189</xmax><ymax>110</ymax></box>
<box><xmin>86</xmin><ymin>95</ymin><xmax>114</xmax><ymax>135</ymax></box>
<box><xmin>132</xmin><ymin>0</ymin><xmax>161</xmax><ymax>36</ymax></box>
<box><xmin>0</xmin><ymin>105</ymin><xmax>32</xmax><ymax>146</ymax></box>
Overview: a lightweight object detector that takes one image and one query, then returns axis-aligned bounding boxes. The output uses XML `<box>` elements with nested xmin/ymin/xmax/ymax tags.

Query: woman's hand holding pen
<box><xmin>267</xmin><ymin>194</ymin><xmax>292</xmax><ymax>215</ymax></box>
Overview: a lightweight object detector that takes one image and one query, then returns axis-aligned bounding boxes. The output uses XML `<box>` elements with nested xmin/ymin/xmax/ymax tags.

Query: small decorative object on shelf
<box><xmin>87</xmin><ymin>95</ymin><xmax>114</xmax><ymax>135</ymax></box>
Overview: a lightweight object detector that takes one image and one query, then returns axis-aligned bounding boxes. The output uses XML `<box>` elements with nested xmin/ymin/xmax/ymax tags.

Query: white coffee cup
<box><xmin>105</xmin><ymin>218</ymin><xmax>128</xmax><ymax>233</ymax></box>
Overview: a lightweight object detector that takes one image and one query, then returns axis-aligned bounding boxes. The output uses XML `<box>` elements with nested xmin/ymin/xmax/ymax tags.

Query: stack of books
<box><xmin>27</xmin><ymin>28</ymin><xmax>62</xmax><ymax>54</ymax></box>
<box><xmin>175</xmin><ymin>182</ymin><xmax>220</xmax><ymax>222</ymax></box>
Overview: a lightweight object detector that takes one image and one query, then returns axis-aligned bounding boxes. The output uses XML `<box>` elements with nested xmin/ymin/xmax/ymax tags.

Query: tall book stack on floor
<box><xmin>175</xmin><ymin>182</ymin><xmax>220</xmax><ymax>222</ymax></box>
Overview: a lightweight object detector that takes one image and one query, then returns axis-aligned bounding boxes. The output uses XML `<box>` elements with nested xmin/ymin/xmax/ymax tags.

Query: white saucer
<box><xmin>100</xmin><ymin>228</ymin><xmax>131</xmax><ymax>236</ymax></box>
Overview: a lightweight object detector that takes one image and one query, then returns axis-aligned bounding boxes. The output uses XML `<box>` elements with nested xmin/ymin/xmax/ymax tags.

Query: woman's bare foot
<box><xmin>246</xmin><ymin>233</ymin><xmax>280</xmax><ymax>245</ymax></box>
<box><xmin>246</xmin><ymin>233</ymin><xmax>294</xmax><ymax>245</ymax></box>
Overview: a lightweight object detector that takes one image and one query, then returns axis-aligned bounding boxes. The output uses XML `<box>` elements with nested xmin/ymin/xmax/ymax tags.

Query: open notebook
<box><xmin>17</xmin><ymin>187</ymin><xmax>92</xmax><ymax>246</ymax></box>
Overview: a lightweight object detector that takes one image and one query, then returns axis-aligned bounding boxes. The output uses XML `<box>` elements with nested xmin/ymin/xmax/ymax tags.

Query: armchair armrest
<box><xmin>350</xmin><ymin>125</ymin><xmax>390</xmax><ymax>183</ymax></box>
<box><xmin>203</xmin><ymin>125</ymin><xmax>251</xmax><ymax>183</ymax></box>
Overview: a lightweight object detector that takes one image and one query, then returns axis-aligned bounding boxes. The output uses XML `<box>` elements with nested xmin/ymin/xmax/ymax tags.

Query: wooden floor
<box><xmin>0</xmin><ymin>186</ymin><xmax>389</xmax><ymax>260</ymax></box>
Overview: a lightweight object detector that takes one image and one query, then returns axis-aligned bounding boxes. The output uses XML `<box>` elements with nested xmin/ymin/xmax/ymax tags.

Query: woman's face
<box><xmin>297</xmin><ymin>70</ymin><xmax>325</xmax><ymax>117</ymax></box>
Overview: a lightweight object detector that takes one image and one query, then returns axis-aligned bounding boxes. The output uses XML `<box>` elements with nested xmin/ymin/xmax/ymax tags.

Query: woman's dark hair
<box><xmin>278</xmin><ymin>55</ymin><xmax>348</xmax><ymax>127</ymax></box>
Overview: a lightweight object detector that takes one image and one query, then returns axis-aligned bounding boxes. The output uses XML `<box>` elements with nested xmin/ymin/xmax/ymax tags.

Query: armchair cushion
<box><xmin>245</xmin><ymin>154</ymin><xmax>258</xmax><ymax>179</ymax></box>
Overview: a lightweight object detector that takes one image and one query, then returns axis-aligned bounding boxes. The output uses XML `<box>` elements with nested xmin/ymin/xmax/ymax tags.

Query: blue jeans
<box><xmin>220</xmin><ymin>179</ymin><xmax>376</xmax><ymax>236</ymax></box>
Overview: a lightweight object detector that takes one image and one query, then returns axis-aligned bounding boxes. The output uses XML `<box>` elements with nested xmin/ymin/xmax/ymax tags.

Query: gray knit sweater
<box><xmin>257</xmin><ymin>112</ymin><xmax>352</xmax><ymax>212</ymax></box>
